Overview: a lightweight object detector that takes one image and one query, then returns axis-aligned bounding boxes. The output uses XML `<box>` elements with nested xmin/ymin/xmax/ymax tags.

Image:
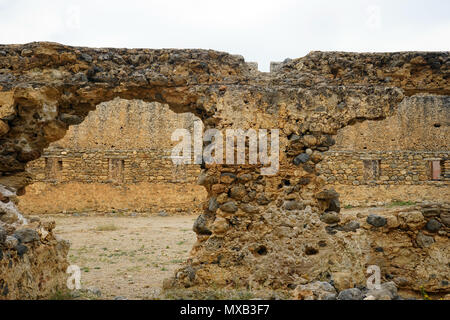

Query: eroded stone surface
<box><xmin>0</xmin><ymin>42</ymin><xmax>449</xmax><ymax>298</ymax></box>
<box><xmin>0</xmin><ymin>218</ymin><xmax>69</xmax><ymax>299</ymax></box>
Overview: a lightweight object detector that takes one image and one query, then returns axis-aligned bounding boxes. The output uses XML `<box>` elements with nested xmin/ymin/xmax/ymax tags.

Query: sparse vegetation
<box><xmin>170</xmin><ymin>259</ymin><xmax>183</xmax><ymax>264</ymax></box>
<box><xmin>387</xmin><ymin>200</ymin><xmax>416</xmax><ymax>207</ymax></box>
<box><xmin>162</xmin><ymin>288</ymin><xmax>290</xmax><ymax>300</ymax></box>
<box><xmin>48</xmin><ymin>215</ymin><xmax>198</xmax><ymax>298</ymax></box>
<box><xmin>49</xmin><ymin>289</ymin><xmax>74</xmax><ymax>300</ymax></box>
<box><xmin>420</xmin><ymin>286</ymin><xmax>431</xmax><ymax>300</ymax></box>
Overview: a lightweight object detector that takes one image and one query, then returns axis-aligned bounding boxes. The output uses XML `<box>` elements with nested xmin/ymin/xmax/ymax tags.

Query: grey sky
<box><xmin>0</xmin><ymin>0</ymin><xmax>449</xmax><ymax>71</ymax></box>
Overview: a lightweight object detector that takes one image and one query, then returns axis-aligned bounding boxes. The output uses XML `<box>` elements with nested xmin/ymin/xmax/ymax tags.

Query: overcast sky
<box><xmin>0</xmin><ymin>0</ymin><xmax>448</xmax><ymax>71</ymax></box>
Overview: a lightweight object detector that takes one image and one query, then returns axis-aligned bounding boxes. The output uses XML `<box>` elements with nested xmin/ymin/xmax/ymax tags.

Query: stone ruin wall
<box><xmin>20</xmin><ymin>95</ymin><xmax>449</xmax><ymax>214</ymax></box>
<box><xmin>320</xmin><ymin>94</ymin><xmax>449</xmax><ymax>206</ymax></box>
<box><xmin>0</xmin><ymin>43</ymin><xmax>449</xmax><ymax>299</ymax></box>
<box><xmin>19</xmin><ymin>99</ymin><xmax>206</xmax><ymax>215</ymax></box>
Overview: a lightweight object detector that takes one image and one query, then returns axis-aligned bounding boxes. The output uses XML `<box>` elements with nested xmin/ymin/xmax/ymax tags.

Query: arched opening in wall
<box><xmin>17</xmin><ymin>98</ymin><xmax>207</xmax><ymax>299</ymax></box>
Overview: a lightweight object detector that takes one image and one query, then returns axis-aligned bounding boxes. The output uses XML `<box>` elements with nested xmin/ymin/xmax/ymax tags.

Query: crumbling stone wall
<box><xmin>23</xmin><ymin>94</ymin><xmax>450</xmax><ymax>215</ymax></box>
<box><xmin>330</xmin><ymin>95</ymin><xmax>448</xmax><ymax>151</ymax></box>
<box><xmin>21</xmin><ymin>149</ymin><xmax>203</xmax><ymax>214</ymax></box>
<box><xmin>0</xmin><ymin>43</ymin><xmax>449</xmax><ymax>298</ymax></box>
<box><xmin>319</xmin><ymin>94</ymin><xmax>449</xmax><ymax>205</ymax></box>
<box><xmin>19</xmin><ymin>93</ymin><xmax>449</xmax><ymax>213</ymax></box>
<box><xmin>27</xmin><ymin>149</ymin><xmax>200</xmax><ymax>184</ymax></box>
<box><xmin>320</xmin><ymin>151</ymin><xmax>449</xmax><ymax>185</ymax></box>
<box><xmin>318</xmin><ymin>150</ymin><xmax>449</xmax><ymax>206</ymax></box>
<box><xmin>0</xmin><ymin>200</ymin><xmax>69</xmax><ymax>299</ymax></box>
<box><xmin>43</xmin><ymin>98</ymin><xmax>200</xmax><ymax>150</ymax></box>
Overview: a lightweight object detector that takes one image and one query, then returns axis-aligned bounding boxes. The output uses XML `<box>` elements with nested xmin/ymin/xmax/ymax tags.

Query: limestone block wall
<box><xmin>18</xmin><ymin>99</ymin><xmax>206</xmax><ymax>214</ymax></box>
<box><xmin>26</xmin><ymin>149</ymin><xmax>200</xmax><ymax>184</ymax></box>
<box><xmin>319</xmin><ymin>151</ymin><xmax>449</xmax><ymax>185</ymax></box>
<box><xmin>319</xmin><ymin>95</ymin><xmax>450</xmax><ymax>205</ymax></box>
<box><xmin>20</xmin><ymin>148</ymin><xmax>205</xmax><ymax>215</ymax></box>
<box><xmin>319</xmin><ymin>151</ymin><xmax>449</xmax><ymax>206</ymax></box>
<box><xmin>20</xmin><ymin>94</ymin><xmax>450</xmax><ymax>212</ymax></box>
<box><xmin>48</xmin><ymin>98</ymin><xmax>200</xmax><ymax>151</ymax></box>
<box><xmin>331</xmin><ymin>95</ymin><xmax>449</xmax><ymax>152</ymax></box>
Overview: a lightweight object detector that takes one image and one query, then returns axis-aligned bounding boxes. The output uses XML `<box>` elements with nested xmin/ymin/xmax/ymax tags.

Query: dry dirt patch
<box><xmin>50</xmin><ymin>214</ymin><xmax>197</xmax><ymax>299</ymax></box>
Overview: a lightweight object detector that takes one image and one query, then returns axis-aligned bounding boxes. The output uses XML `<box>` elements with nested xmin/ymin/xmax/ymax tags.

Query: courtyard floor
<box><xmin>50</xmin><ymin>214</ymin><xmax>197</xmax><ymax>299</ymax></box>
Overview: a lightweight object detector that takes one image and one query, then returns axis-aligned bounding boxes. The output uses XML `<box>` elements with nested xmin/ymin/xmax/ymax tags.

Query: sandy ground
<box><xmin>50</xmin><ymin>214</ymin><xmax>197</xmax><ymax>299</ymax></box>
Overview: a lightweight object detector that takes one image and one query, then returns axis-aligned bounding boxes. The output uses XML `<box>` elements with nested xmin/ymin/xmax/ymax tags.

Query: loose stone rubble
<box><xmin>0</xmin><ymin>42</ymin><xmax>449</xmax><ymax>299</ymax></box>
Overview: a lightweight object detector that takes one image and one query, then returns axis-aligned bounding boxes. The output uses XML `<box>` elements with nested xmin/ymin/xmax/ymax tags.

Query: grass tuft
<box><xmin>49</xmin><ymin>289</ymin><xmax>74</xmax><ymax>300</ymax></box>
<box><xmin>387</xmin><ymin>200</ymin><xmax>416</xmax><ymax>207</ymax></box>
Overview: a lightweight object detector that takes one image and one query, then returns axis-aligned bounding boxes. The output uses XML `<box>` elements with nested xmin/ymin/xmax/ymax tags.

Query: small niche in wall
<box><xmin>430</xmin><ymin>160</ymin><xmax>442</xmax><ymax>181</ymax></box>
<box><xmin>109</xmin><ymin>158</ymin><xmax>125</xmax><ymax>183</ymax></box>
<box><xmin>363</xmin><ymin>159</ymin><xmax>381</xmax><ymax>181</ymax></box>
<box><xmin>45</xmin><ymin>157</ymin><xmax>63</xmax><ymax>181</ymax></box>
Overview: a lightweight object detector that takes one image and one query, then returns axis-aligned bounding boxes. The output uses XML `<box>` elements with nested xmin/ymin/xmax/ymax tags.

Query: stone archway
<box><xmin>0</xmin><ymin>43</ymin><xmax>449</xmax><ymax>298</ymax></box>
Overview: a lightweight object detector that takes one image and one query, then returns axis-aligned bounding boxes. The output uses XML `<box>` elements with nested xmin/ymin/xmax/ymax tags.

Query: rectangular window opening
<box><xmin>363</xmin><ymin>159</ymin><xmax>381</xmax><ymax>181</ymax></box>
<box><xmin>109</xmin><ymin>158</ymin><xmax>125</xmax><ymax>183</ymax></box>
<box><xmin>45</xmin><ymin>157</ymin><xmax>63</xmax><ymax>181</ymax></box>
<box><xmin>431</xmin><ymin>160</ymin><xmax>441</xmax><ymax>181</ymax></box>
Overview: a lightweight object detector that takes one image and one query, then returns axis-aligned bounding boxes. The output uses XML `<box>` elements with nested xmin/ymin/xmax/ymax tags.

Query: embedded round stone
<box><xmin>367</xmin><ymin>214</ymin><xmax>387</xmax><ymax>227</ymax></box>
<box><xmin>220</xmin><ymin>201</ymin><xmax>238</xmax><ymax>213</ymax></box>
<box><xmin>337</xmin><ymin>288</ymin><xmax>362</xmax><ymax>300</ymax></box>
<box><xmin>193</xmin><ymin>214</ymin><xmax>212</xmax><ymax>235</ymax></box>
<box><xmin>293</xmin><ymin>153</ymin><xmax>310</xmax><ymax>165</ymax></box>
<box><xmin>320</xmin><ymin>212</ymin><xmax>340</xmax><ymax>224</ymax></box>
<box><xmin>425</xmin><ymin>218</ymin><xmax>442</xmax><ymax>233</ymax></box>
<box><xmin>13</xmin><ymin>228</ymin><xmax>40</xmax><ymax>243</ymax></box>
